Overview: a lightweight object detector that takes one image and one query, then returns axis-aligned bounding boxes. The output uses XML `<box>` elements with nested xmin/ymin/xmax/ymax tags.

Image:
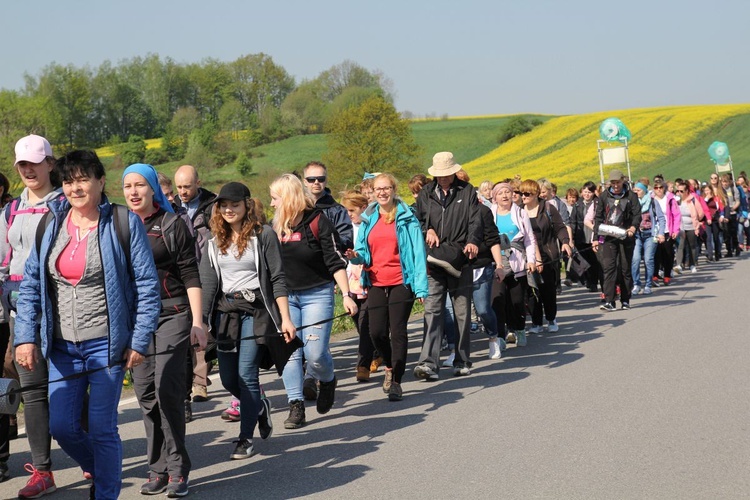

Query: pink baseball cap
<box><xmin>15</xmin><ymin>135</ymin><xmax>53</xmax><ymax>166</ymax></box>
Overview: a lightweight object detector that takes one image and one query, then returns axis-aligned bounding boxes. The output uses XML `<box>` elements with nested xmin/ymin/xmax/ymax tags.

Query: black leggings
<box><xmin>367</xmin><ymin>284</ymin><xmax>414</xmax><ymax>384</ymax></box>
<box><xmin>492</xmin><ymin>274</ymin><xmax>528</xmax><ymax>332</ymax></box>
<box><xmin>351</xmin><ymin>297</ymin><xmax>374</xmax><ymax>369</ymax></box>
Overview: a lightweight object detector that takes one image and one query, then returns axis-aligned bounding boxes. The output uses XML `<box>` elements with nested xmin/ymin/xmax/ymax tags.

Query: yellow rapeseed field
<box><xmin>464</xmin><ymin>104</ymin><xmax>750</xmax><ymax>187</ymax></box>
<box><xmin>95</xmin><ymin>138</ymin><xmax>162</xmax><ymax>158</ymax></box>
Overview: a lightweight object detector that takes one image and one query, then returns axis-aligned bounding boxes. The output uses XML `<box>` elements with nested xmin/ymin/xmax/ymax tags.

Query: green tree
<box><xmin>33</xmin><ymin>63</ymin><xmax>93</xmax><ymax>147</ymax></box>
<box><xmin>324</xmin><ymin>96</ymin><xmax>421</xmax><ymax>187</ymax></box>
<box><xmin>497</xmin><ymin>116</ymin><xmax>540</xmax><ymax>144</ymax></box>
<box><xmin>114</xmin><ymin>135</ymin><xmax>147</xmax><ymax>166</ymax></box>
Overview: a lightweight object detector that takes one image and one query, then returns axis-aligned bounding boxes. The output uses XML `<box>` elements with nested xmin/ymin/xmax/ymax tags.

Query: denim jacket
<box><xmin>15</xmin><ymin>196</ymin><xmax>160</xmax><ymax>365</ymax></box>
<box><xmin>350</xmin><ymin>200</ymin><xmax>428</xmax><ymax>298</ymax></box>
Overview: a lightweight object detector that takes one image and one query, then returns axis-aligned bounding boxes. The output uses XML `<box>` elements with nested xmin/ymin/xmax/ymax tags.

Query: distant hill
<box><xmin>463</xmin><ymin>104</ymin><xmax>750</xmax><ymax>188</ymax></box>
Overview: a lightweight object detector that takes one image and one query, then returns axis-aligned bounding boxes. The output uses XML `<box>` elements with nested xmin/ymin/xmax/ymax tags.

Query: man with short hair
<box><xmin>302</xmin><ymin>162</ymin><xmax>353</xmax><ymax>251</ymax></box>
<box><xmin>173</xmin><ymin>165</ymin><xmax>216</xmax><ymax>413</ymax></box>
<box><xmin>413</xmin><ymin>152</ymin><xmax>483</xmax><ymax>379</ymax></box>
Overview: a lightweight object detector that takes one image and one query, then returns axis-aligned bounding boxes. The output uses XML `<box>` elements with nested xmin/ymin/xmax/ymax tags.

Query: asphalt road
<box><xmin>2</xmin><ymin>256</ymin><xmax>749</xmax><ymax>499</ymax></box>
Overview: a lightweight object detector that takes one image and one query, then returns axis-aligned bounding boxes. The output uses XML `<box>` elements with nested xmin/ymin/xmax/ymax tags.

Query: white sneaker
<box><xmin>658</xmin><ymin>270</ymin><xmax>664</xmax><ymax>279</ymax></box>
<box><xmin>547</xmin><ymin>320</ymin><xmax>559</xmax><ymax>333</ymax></box>
<box><xmin>528</xmin><ymin>324</ymin><xmax>543</xmax><ymax>334</ymax></box>
<box><xmin>690</xmin><ymin>266</ymin><xmax>697</xmax><ymax>274</ymax></box>
<box><xmin>673</xmin><ymin>265</ymin><xmax>682</xmax><ymax>274</ymax></box>
<box><xmin>516</xmin><ymin>329</ymin><xmax>527</xmax><ymax>347</ymax></box>
<box><xmin>632</xmin><ymin>285</ymin><xmax>642</xmax><ymax>295</ymax></box>
<box><xmin>488</xmin><ymin>339</ymin><xmax>502</xmax><ymax>359</ymax></box>
<box><xmin>441</xmin><ymin>352</ymin><xmax>455</xmax><ymax>368</ymax></box>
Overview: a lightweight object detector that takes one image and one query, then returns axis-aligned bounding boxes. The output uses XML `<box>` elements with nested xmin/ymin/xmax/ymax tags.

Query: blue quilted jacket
<box><xmin>14</xmin><ymin>196</ymin><xmax>160</xmax><ymax>365</ymax></box>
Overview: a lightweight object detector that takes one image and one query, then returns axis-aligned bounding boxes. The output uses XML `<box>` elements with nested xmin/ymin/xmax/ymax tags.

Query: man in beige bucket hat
<box><xmin>413</xmin><ymin>152</ymin><xmax>483</xmax><ymax>379</ymax></box>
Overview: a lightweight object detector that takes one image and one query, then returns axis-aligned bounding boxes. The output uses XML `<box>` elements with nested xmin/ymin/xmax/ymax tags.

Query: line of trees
<box><xmin>0</xmin><ymin>54</ymin><xmax>396</xmax><ymax>174</ymax></box>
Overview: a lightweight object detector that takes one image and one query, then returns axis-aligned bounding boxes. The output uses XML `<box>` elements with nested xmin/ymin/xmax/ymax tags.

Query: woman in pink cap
<box><xmin>0</xmin><ymin>135</ymin><xmax>62</xmax><ymax>498</ymax></box>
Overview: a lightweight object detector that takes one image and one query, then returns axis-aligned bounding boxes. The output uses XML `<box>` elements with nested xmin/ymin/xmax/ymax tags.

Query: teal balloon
<box><xmin>708</xmin><ymin>141</ymin><xmax>730</xmax><ymax>164</ymax></box>
<box><xmin>599</xmin><ymin>118</ymin><xmax>631</xmax><ymax>142</ymax></box>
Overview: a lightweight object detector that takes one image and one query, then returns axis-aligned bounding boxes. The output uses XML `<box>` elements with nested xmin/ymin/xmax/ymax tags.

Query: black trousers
<box><xmin>600</xmin><ymin>237</ymin><xmax>635</xmax><ymax>304</ymax></box>
<box><xmin>528</xmin><ymin>264</ymin><xmax>559</xmax><ymax>326</ymax></box>
<box><xmin>724</xmin><ymin>215</ymin><xmax>739</xmax><ymax>254</ymax></box>
<box><xmin>351</xmin><ymin>297</ymin><xmax>374</xmax><ymax>369</ymax></box>
<box><xmin>492</xmin><ymin>274</ymin><xmax>528</xmax><ymax>332</ymax></box>
<box><xmin>132</xmin><ymin>309</ymin><xmax>191</xmax><ymax>478</ymax></box>
<box><xmin>367</xmin><ymin>285</ymin><xmax>414</xmax><ymax>384</ymax></box>
<box><xmin>654</xmin><ymin>238</ymin><xmax>675</xmax><ymax>278</ymax></box>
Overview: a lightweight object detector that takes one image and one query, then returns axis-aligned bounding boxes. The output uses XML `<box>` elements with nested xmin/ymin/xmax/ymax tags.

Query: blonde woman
<box><xmin>269</xmin><ymin>174</ymin><xmax>357</xmax><ymax>429</ymax></box>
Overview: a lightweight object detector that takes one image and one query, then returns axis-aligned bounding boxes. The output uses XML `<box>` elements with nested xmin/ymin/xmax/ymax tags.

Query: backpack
<box><xmin>35</xmin><ymin>204</ymin><xmax>132</xmax><ymax>276</ymax></box>
<box><xmin>2</xmin><ymin>195</ymin><xmax>66</xmax><ymax>269</ymax></box>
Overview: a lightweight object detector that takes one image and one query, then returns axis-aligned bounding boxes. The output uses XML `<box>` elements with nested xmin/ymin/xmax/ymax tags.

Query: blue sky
<box><xmin>1</xmin><ymin>0</ymin><xmax>747</xmax><ymax>117</ymax></box>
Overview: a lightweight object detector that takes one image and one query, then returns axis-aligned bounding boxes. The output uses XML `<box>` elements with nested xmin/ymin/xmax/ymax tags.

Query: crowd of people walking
<box><xmin>0</xmin><ymin>138</ymin><xmax>746</xmax><ymax>498</ymax></box>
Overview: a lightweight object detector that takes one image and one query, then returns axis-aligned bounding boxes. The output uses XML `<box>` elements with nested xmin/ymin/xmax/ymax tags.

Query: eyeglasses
<box><xmin>305</xmin><ymin>176</ymin><xmax>326</xmax><ymax>184</ymax></box>
<box><xmin>654</xmin><ymin>186</ymin><xmax>664</xmax><ymax>190</ymax></box>
<box><xmin>520</xmin><ymin>192</ymin><xmax>534</xmax><ymax>197</ymax></box>
<box><xmin>373</xmin><ymin>186</ymin><xmax>393</xmax><ymax>193</ymax></box>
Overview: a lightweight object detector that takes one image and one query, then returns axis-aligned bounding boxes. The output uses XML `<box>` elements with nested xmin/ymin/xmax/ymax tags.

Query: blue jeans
<box><xmin>48</xmin><ymin>337</ymin><xmax>125</xmax><ymax>500</ymax></box>
<box><xmin>472</xmin><ymin>265</ymin><xmax>498</xmax><ymax>337</ymax></box>
<box><xmin>632</xmin><ymin>231</ymin><xmax>656</xmax><ymax>288</ymax></box>
<box><xmin>217</xmin><ymin>311</ymin><xmax>261</xmax><ymax>440</ymax></box>
<box><xmin>282</xmin><ymin>283</ymin><xmax>335</xmax><ymax>402</ymax></box>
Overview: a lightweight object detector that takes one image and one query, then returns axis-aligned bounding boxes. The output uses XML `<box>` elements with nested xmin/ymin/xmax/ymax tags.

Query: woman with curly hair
<box><xmin>200</xmin><ymin>182</ymin><xmax>297</xmax><ymax>460</ymax></box>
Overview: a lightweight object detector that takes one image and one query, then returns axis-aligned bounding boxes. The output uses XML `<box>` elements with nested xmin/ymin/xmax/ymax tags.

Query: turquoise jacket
<box><xmin>350</xmin><ymin>200</ymin><xmax>428</xmax><ymax>298</ymax></box>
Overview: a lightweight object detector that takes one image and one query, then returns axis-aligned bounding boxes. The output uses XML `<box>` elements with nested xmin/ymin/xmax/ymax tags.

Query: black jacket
<box><xmin>594</xmin><ymin>186</ymin><xmax>641</xmax><ymax>238</ymax></box>
<box><xmin>175</xmin><ymin>188</ymin><xmax>216</xmax><ymax>261</ymax></box>
<box><xmin>473</xmin><ymin>204</ymin><xmax>501</xmax><ymax>269</ymax></box>
<box><xmin>530</xmin><ymin>199</ymin><xmax>569</xmax><ymax>262</ymax></box>
<box><xmin>315</xmin><ymin>188</ymin><xmax>353</xmax><ymax>251</ymax></box>
<box><xmin>571</xmin><ymin>197</ymin><xmax>596</xmax><ymax>247</ymax></box>
<box><xmin>415</xmin><ymin>178</ymin><xmax>483</xmax><ymax>272</ymax></box>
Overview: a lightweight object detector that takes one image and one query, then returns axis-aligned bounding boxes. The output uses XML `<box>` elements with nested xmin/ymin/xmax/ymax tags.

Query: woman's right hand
<box><xmin>15</xmin><ymin>343</ymin><xmax>38</xmax><ymax>371</ymax></box>
<box><xmin>343</xmin><ymin>295</ymin><xmax>359</xmax><ymax>316</ymax></box>
<box><xmin>344</xmin><ymin>249</ymin><xmax>358</xmax><ymax>260</ymax></box>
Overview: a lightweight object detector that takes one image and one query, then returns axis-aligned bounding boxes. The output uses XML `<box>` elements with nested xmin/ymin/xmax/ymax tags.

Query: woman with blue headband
<box><xmin>122</xmin><ymin>163</ymin><xmax>207</xmax><ymax>498</ymax></box>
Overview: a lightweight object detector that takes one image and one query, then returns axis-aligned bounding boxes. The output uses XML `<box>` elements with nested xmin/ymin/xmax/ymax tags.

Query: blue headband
<box><xmin>635</xmin><ymin>182</ymin><xmax>648</xmax><ymax>192</ymax></box>
<box><xmin>122</xmin><ymin>163</ymin><xmax>174</xmax><ymax>213</ymax></box>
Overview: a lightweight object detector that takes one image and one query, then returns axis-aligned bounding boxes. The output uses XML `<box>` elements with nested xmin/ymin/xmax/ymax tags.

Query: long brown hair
<box><xmin>210</xmin><ymin>198</ymin><xmax>263</xmax><ymax>257</ymax></box>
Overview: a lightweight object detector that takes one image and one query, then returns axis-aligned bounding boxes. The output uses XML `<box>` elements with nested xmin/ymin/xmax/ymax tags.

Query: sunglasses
<box><xmin>305</xmin><ymin>176</ymin><xmax>326</xmax><ymax>184</ymax></box>
<box><xmin>654</xmin><ymin>185</ymin><xmax>664</xmax><ymax>190</ymax></box>
<box><xmin>676</xmin><ymin>189</ymin><xmax>685</xmax><ymax>193</ymax></box>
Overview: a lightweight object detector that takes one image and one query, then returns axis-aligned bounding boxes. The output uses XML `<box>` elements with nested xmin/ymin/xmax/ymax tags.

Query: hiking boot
<box><xmin>370</xmin><ymin>357</ymin><xmax>384</xmax><ymax>373</ymax></box>
<box><xmin>413</xmin><ymin>364</ymin><xmax>439</xmax><ymax>381</ymax></box>
<box><xmin>453</xmin><ymin>363</ymin><xmax>471</xmax><ymax>377</ymax></box>
<box><xmin>388</xmin><ymin>382</ymin><xmax>403</xmax><ymax>401</ymax></box>
<box><xmin>355</xmin><ymin>366</ymin><xmax>370</xmax><ymax>382</ymax></box>
<box><xmin>184</xmin><ymin>400</ymin><xmax>192</xmax><ymax>423</ymax></box>
<box><xmin>303</xmin><ymin>377</ymin><xmax>318</xmax><ymax>401</ymax></box>
<box><xmin>230</xmin><ymin>439</ymin><xmax>254</xmax><ymax>460</ymax></box>
<box><xmin>140</xmin><ymin>475</ymin><xmax>168</xmax><ymax>495</ymax></box>
<box><xmin>192</xmin><ymin>384</ymin><xmax>208</xmax><ymax>402</ymax></box>
<box><xmin>166</xmin><ymin>477</ymin><xmax>189</xmax><ymax>497</ymax></box>
<box><xmin>258</xmin><ymin>396</ymin><xmax>273</xmax><ymax>440</ymax></box>
<box><xmin>18</xmin><ymin>465</ymin><xmax>56</xmax><ymax>499</ymax></box>
<box><xmin>316</xmin><ymin>376</ymin><xmax>337</xmax><ymax>414</ymax></box>
<box><xmin>383</xmin><ymin>368</ymin><xmax>393</xmax><ymax>393</ymax></box>
<box><xmin>284</xmin><ymin>400</ymin><xmax>306</xmax><ymax>429</ymax></box>
<box><xmin>221</xmin><ymin>398</ymin><xmax>240</xmax><ymax>422</ymax></box>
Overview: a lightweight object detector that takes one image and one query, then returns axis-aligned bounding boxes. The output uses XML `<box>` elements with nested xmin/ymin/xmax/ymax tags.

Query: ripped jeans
<box><xmin>281</xmin><ymin>283</ymin><xmax>335</xmax><ymax>402</ymax></box>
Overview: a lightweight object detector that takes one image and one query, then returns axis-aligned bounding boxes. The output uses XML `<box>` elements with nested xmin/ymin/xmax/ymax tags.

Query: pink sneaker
<box><xmin>221</xmin><ymin>398</ymin><xmax>241</xmax><ymax>422</ymax></box>
<box><xmin>18</xmin><ymin>464</ymin><xmax>56</xmax><ymax>499</ymax></box>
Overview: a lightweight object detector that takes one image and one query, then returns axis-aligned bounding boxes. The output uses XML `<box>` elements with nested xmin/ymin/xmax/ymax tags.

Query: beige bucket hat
<box><xmin>428</xmin><ymin>152</ymin><xmax>462</xmax><ymax>177</ymax></box>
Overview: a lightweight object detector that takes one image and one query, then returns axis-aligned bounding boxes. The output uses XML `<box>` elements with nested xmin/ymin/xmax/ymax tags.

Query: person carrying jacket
<box><xmin>413</xmin><ymin>153</ymin><xmax>483</xmax><ymax>379</ymax></box>
<box><xmin>593</xmin><ymin>169</ymin><xmax>641</xmax><ymax>311</ymax></box>
<box><xmin>15</xmin><ymin>150</ymin><xmax>160</xmax><ymax>500</ymax></box>
<box><xmin>346</xmin><ymin>173</ymin><xmax>428</xmax><ymax>401</ymax></box>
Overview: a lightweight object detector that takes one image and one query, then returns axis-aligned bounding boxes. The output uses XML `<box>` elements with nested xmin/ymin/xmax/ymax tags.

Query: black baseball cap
<box><xmin>215</xmin><ymin>182</ymin><xmax>251</xmax><ymax>203</ymax></box>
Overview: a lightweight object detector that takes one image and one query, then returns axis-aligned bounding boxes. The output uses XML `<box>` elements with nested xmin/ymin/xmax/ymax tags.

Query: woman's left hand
<box><xmin>191</xmin><ymin>325</ymin><xmax>207</xmax><ymax>351</ymax></box>
<box><xmin>561</xmin><ymin>243</ymin><xmax>572</xmax><ymax>257</ymax></box>
<box><xmin>343</xmin><ymin>295</ymin><xmax>359</xmax><ymax>316</ymax></box>
<box><xmin>124</xmin><ymin>348</ymin><xmax>145</xmax><ymax>369</ymax></box>
<box><xmin>15</xmin><ymin>343</ymin><xmax>38</xmax><ymax>372</ymax></box>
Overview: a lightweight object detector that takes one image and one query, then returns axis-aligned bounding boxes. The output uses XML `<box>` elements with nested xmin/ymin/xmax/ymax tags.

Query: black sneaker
<box><xmin>621</xmin><ymin>302</ymin><xmax>631</xmax><ymax>310</ymax></box>
<box><xmin>599</xmin><ymin>302</ymin><xmax>616</xmax><ymax>312</ymax></box>
<box><xmin>302</xmin><ymin>378</ymin><xmax>318</xmax><ymax>401</ymax></box>
<box><xmin>258</xmin><ymin>397</ymin><xmax>273</xmax><ymax>440</ymax></box>
<box><xmin>184</xmin><ymin>400</ymin><xmax>192</xmax><ymax>423</ymax></box>
<box><xmin>140</xmin><ymin>475</ymin><xmax>168</xmax><ymax>495</ymax></box>
<box><xmin>388</xmin><ymin>382</ymin><xmax>403</xmax><ymax>401</ymax></box>
<box><xmin>166</xmin><ymin>477</ymin><xmax>189</xmax><ymax>497</ymax></box>
<box><xmin>284</xmin><ymin>400</ymin><xmax>306</xmax><ymax>429</ymax></box>
<box><xmin>230</xmin><ymin>439</ymin><xmax>254</xmax><ymax>460</ymax></box>
<box><xmin>317</xmin><ymin>376</ymin><xmax>337</xmax><ymax>414</ymax></box>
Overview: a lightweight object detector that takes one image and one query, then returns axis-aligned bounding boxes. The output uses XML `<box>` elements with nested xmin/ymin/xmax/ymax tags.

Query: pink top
<box><xmin>367</xmin><ymin>217</ymin><xmax>403</xmax><ymax>286</ymax></box>
<box><xmin>56</xmin><ymin>216</ymin><xmax>95</xmax><ymax>286</ymax></box>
